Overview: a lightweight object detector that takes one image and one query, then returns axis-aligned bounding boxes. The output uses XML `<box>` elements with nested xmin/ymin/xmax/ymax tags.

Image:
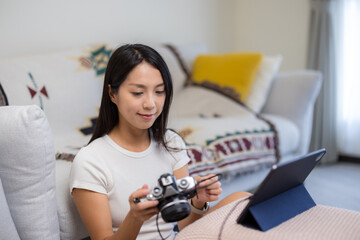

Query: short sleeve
<box><xmin>165</xmin><ymin>130</ymin><xmax>190</xmax><ymax>171</ymax></box>
<box><xmin>69</xmin><ymin>146</ymin><xmax>112</xmax><ymax>195</ymax></box>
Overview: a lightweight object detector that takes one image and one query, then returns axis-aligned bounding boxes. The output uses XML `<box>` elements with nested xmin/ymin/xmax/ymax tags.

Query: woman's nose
<box><xmin>143</xmin><ymin>94</ymin><xmax>155</xmax><ymax>109</ymax></box>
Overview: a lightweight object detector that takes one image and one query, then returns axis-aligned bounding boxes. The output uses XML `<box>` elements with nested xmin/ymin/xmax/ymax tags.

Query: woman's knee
<box><xmin>208</xmin><ymin>191</ymin><xmax>251</xmax><ymax>213</ymax></box>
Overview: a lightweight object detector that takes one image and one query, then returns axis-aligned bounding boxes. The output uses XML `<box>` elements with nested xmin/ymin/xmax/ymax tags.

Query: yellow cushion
<box><xmin>191</xmin><ymin>53</ymin><xmax>263</xmax><ymax>102</ymax></box>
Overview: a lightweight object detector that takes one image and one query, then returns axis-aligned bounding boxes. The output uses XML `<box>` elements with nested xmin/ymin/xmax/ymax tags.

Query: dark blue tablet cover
<box><xmin>237</xmin><ymin>148</ymin><xmax>326</xmax><ymax>231</ymax></box>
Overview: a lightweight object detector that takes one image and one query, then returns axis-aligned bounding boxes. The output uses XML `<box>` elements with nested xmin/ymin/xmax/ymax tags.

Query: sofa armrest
<box><xmin>261</xmin><ymin>70</ymin><xmax>322</xmax><ymax>155</ymax></box>
<box><xmin>0</xmin><ymin>105</ymin><xmax>60</xmax><ymax>239</ymax></box>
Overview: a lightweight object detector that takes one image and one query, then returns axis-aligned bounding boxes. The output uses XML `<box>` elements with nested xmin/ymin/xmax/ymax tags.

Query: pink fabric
<box><xmin>176</xmin><ymin>198</ymin><xmax>360</xmax><ymax>240</ymax></box>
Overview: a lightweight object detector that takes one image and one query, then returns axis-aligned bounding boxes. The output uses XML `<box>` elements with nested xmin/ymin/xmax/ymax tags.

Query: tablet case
<box><xmin>237</xmin><ymin>148</ymin><xmax>326</xmax><ymax>231</ymax></box>
<box><xmin>242</xmin><ymin>184</ymin><xmax>316</xmax><ymax>231</ymax></box>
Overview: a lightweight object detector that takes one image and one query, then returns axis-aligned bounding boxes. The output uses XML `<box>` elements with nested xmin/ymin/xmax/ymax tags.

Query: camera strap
<box><xmin>194</xmin><ymin>173</ymin><xmax>223</xmax><ymax>198</ymax></box>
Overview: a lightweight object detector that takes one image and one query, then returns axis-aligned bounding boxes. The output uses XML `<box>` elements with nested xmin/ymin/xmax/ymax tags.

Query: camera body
<box><xmin>137</xmin><ymin>173</ymin><xmax>197</xmax><ymax>222</ymax></box>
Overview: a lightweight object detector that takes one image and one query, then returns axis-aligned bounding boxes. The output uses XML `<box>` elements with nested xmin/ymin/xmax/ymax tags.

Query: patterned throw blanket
<box><xmin>186</xmin><ymin>130</ymin><xmax>277</xmax><ymax>177</ymax></box>
<box><xmin>169</xmin><ymin>115</ymin><xmax>279</xmax><ymax>179</ymax></box>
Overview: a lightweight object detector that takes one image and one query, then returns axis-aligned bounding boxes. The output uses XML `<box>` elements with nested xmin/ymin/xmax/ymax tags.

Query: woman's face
<box><xmin>109</xmin><ymin>61</ymin><xmax>166</xmax><ymax>133</ymax></box>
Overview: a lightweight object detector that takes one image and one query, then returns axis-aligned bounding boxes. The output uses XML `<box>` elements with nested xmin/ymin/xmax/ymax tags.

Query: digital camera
<box><xmin>135</xmin><ymin>173</ymin><xmax>197</xmax><ymax>222</ymax></box>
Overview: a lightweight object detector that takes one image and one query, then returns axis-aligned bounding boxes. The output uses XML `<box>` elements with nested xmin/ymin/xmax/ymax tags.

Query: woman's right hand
<box><xmin>128</xmin><ymin>184</ymin><xmax>159</xmax><ymax>222</ymax></box>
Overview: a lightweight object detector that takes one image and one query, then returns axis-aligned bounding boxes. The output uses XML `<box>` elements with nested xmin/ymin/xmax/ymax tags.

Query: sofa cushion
<box><xmin>245</xmin><ymin>55</ymin><xmax>282</xmax><ymax>113</ymax></box>
<box><xmin>155</xmin><ymin>46</ymin><xmax>187</xmax><ymax>97</ymax></box>
<box><xmin>0</xmin><ymin>177</ymin><xmax>21</xmax><ymax>240</ymax></box>
<box><xmin>262</xmin><ymin>113</ymin><xmax>300</xmax><ymax>156</ymax></box>
<box><xmin>167</xmin><ymin>43</ymin><xmax>282</xmax><ymax>113</ymax></box>
<box><xmin>170</xmin><ymin>43</ymin><xmax>208</xmax><ymax>79</ymax></box>
<box><xmin>170</xmin><ymin>86</ymin><xmax>251</xmax><ymax>118</ymax></box>
<box><xmin>191</xmin><ymin>53</ymin><xmax>263</xmax><ymax>102</ymax></box>
<box><xmin>56</xmin><ymin>160</ymin><xmax>89</xmax><ymax>240</ymax></box>
<box><xmin>0</xmin><ymin>105</ymin><xmax>59</xmax><ymax>240</ymax></box>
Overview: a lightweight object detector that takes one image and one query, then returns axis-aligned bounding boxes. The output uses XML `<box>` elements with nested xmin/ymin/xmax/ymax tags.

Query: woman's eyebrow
<box><xmin>129</xmin><ymin>83</ymin><xmax>145</xmax><ymax>88</ymax></box>
<box><xmin>128</xmin><ymin>83</ymin><xmax>164</xmax><ymax>88</ymax></box>
<box><xmin>155</xmin><ymin>83</ymin><xmax>165</xmax><ymax>88</ymax></box>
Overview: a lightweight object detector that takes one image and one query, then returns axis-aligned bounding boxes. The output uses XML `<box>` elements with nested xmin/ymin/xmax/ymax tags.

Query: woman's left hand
<box><xmin>192</xmin><ymin>174</ymin><xmax>222</xmax><ymax>207</ymax></box>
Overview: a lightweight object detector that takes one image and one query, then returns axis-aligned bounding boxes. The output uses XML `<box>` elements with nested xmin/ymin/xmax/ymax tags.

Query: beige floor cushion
<box><xmin>176</xmin><ymin>198</ymin><xmax>360</xmax><ymax>240</ymax></box>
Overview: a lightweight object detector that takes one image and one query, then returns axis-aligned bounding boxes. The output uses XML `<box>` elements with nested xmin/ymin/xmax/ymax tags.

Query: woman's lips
<box><xmin>138</xmin><ymin>113</ymin><xmax>155</xmax><ymax>120</ymax></box>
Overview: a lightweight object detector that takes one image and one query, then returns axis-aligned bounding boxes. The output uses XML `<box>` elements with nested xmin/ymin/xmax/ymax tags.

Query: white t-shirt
<box><xmin>69</xmin><ymin>130</ymin><xmax>190</xmax><ymax>240</ymax></box>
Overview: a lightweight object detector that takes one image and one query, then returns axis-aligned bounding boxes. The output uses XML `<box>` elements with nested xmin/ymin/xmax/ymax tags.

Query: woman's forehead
<box><xmin>123</xmin><ymin>62</ymin><xmax>163</xmax><ymax>86</ymax></box>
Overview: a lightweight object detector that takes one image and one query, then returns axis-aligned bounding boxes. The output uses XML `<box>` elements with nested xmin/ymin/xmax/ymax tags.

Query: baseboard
<box><xmin>338</xmin><ymin>155</ymin><xmax>360</xmax><ymax>164</ymax></box>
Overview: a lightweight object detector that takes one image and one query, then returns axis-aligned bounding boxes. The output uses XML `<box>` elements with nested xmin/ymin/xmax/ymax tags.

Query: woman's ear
<box><xmin>108</xmin><ymin>84</ymin><xmax>116</xmax><ymax>104</ymax></box>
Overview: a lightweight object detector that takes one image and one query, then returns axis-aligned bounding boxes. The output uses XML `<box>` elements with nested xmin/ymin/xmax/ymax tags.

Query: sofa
<box><xmin>0</xmin><ymin>43</ymin><xmax>322</xmax><ymax>239</ymax></box>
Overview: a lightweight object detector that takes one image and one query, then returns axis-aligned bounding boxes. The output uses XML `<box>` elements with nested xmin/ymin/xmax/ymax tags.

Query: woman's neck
<box><xmin>108</xmin><ymin>125</ymin><xmax>151</xmax><ymax>152</ymax></box>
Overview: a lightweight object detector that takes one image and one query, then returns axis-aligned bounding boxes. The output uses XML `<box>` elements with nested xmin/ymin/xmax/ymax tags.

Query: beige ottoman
<box><xmin>176</xmin><ymin>198</ymin><xmax>360</xmax><ymax>240</ymax></box>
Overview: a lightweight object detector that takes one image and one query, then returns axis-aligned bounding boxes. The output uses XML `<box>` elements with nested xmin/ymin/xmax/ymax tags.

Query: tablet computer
<box><xmin>237</xmin><ymin>148</ymin><xmax>326</xmax><ymax>229</ymax></box>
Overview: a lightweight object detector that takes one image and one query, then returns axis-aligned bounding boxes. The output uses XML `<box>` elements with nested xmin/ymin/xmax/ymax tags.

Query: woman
<box><xmin>69</xmin><ymin>44</ymin><xmax>248</xmax><ymax>240</ymax></box>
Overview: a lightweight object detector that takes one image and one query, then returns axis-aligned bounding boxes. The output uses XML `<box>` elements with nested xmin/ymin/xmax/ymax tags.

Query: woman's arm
<box><xmin>72</xmin><ymin>186</ymin><xmax>159</xmax><ymax>240</ymax></box>
<box><xmin>173</xmin><ymin>165</ymin><xmax>222</xmax><ymax>230</ymax></box>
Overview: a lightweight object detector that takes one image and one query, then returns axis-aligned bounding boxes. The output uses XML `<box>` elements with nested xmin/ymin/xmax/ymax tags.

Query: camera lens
<box><xmin>158</xmin><ymin>195</ymin><xmax>191</xmax><ymax>223</ymax></box>
<box><xmin>160</xmin><ymin>200</ymin><xmax>191</xmax><ymax>222</ymax></box>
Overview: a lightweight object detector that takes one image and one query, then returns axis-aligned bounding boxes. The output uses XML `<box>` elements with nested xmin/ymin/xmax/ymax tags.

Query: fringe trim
<box><xmin>164</xmin><ymin>44</ymin><xmax>192</xmax><ymax>85</ymax></box>
<box><xmin>0</xmin><ymin>83</ymin><xmax>9</xmax><ymax>106</ymax></box>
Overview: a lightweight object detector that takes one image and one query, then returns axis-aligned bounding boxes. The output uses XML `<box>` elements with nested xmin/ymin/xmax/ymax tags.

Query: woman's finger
<box><xmin>131</xmin><ymin>206</ymin><xmax>159</xmax><ymax>221</ymax></box>
<box><xmin>207</xmin><ymin>195</ymin><xmax>220</xmax><ymax>201</ymax></box>
<box><xmin>206</xmin><ymin>188</ymin><xmax>223</xmax><ymax>195</ymax></box>
<box><xmin>142</xmin><ymin>206</ymin><xmax>159</xmax><ymax>215</ymax></box>
<box><xmin>129</xmin><ymin>188</ymin><xmax>151</xmax><ymax>203</ymax></box>
<box><xmin>205</xmin><ymin>181</ymin><xmax>221</xmax><ymax>189</ymax></box>
<box><xmin>198</xmin><ymin>175</ymin><xmax>218</xmax><ymax>188</ymax></box>
<box><xmin>135</xmin><ymin>200</ymin><xmax>159</xmax><ymax>210</ymax></box>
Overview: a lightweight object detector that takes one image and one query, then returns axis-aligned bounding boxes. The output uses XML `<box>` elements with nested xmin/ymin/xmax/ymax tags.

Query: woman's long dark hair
<box><xmin>89</xmin><ymin>44</ymin><xmax>173</xmax><ymax>150</ymax></box>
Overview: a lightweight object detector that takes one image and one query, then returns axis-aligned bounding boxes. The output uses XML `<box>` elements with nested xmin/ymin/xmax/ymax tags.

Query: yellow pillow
<box><xmin>191</xmin><ymin>53</ymin><xmax>263</xmax><ymax>102</ymax></box>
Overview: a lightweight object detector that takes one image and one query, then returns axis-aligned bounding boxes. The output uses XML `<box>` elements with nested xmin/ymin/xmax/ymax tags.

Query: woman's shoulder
<box><xmin>74</xmin><ymin>136</ymin><xmax>108</xmax><ymax>161</ymax></box>
<box><xmin>165</xmin><ymin>129</ymin><xmax>182</xmax><ymax>141</ymax></box>
<box><xmin>164</xmin><ymin>129</ymin><xmax>186</xmax><ymax>148</ymax></box>
<box><xmin>164</xmin><ymin>129</ymin><xmax>190</xmax><ymax>169</ymax></box>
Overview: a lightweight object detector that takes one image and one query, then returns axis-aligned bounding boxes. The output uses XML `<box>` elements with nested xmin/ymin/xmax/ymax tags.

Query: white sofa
<box><xmin>0</xmin><ymin>43</ymin><xmax>322</xmax><ymax>239</ymax></box>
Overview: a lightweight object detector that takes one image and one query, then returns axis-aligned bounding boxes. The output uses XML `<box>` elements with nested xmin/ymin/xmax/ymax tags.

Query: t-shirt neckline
<box><xmin>103</xmin><ymin>134</ymin><xmax>154</xmax><ymax>158</ymax></box>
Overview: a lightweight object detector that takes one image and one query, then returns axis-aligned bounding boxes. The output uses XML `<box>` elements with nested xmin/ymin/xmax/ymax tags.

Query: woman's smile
<box><xmin>138</xmin><ymin>113</ymin><xmax>156</xmax><ymax>120</ymax></box>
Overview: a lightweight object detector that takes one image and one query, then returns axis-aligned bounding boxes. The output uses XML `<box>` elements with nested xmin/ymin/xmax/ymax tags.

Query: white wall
<box><xmin>234</xmin><ymin>0</ymin><xmax>310</xmax><ymax>70</ymax></box>
<box><xmin>0</xmin><ymin>0</ymin><xmax>310</xmax><ymax>70</ymax></box>
<box><xmin>0</xmin><ymin>0</ymin><xmax>223</xmax><ymax>56</ymax></box>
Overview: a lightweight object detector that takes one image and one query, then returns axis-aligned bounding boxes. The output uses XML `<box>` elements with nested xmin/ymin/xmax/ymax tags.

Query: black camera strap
<box><xmin>194</xmin><ymin>173</ymin><xmax>223</xmax><ymax>199</ymax></box>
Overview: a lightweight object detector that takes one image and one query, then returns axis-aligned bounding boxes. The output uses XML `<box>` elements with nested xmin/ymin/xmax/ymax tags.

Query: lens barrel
<box><xmin>160</xmin><ymin>200</ymin><xmax>191</xmax><ymax>222</ymax></box>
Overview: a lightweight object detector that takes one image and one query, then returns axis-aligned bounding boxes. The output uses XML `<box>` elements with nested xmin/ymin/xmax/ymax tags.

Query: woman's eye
<box><xmin>156</xmin><ymin>90</ymin><xmax>165</xmax><ymax>95</ymax></box>
<box><xmin>131</xmin><ymin>92</ymin><xmax>143</xmax><ymax>96</ymax></box>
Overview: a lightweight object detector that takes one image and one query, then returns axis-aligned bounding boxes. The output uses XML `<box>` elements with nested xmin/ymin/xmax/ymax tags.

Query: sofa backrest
<box><xmin>0</xmin><ymin>44</ymin><xmax>106</xmax><ymax>152</ymax></box>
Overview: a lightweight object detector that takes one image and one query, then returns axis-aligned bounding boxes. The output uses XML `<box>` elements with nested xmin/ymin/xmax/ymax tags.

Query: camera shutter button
<box><xmin>152</xmin><ymin>186</ymin><xmax>163</xmax><ymax>197</ymax></box>
<box><xmin>179</xmin><ymin>179</ymin><xmax>189</xmax><ymax>189</ymax></box>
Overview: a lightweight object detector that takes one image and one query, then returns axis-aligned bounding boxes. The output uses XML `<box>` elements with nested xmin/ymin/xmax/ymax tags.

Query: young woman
<box><xmin>69</xmin><ymin>44</ymin><xmax>248</xmax><ymax>240</ymax></box>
